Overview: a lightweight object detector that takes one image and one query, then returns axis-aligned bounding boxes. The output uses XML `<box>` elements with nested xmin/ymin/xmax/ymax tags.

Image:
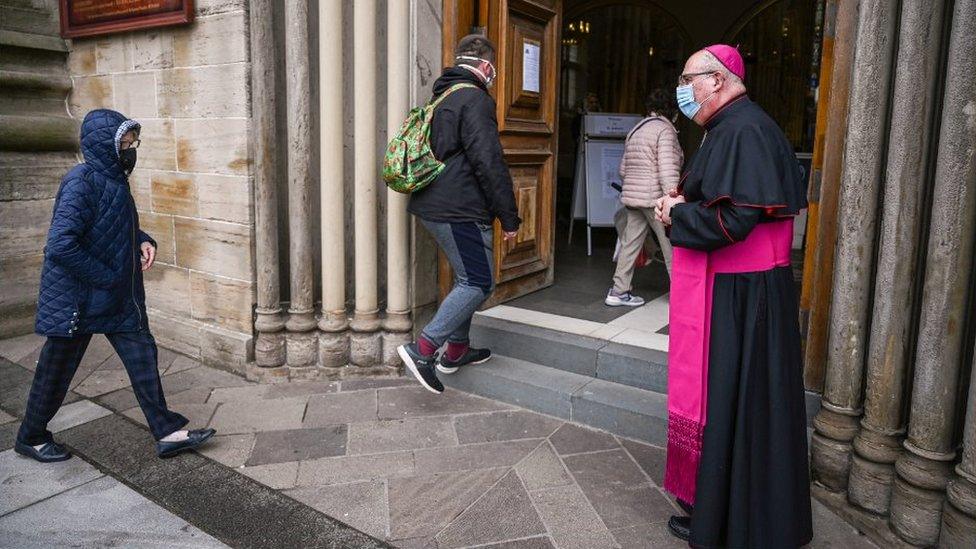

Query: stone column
<box><xmin>943</xmin><ymin>348</ymin><xmax>976</xmax><ymax>547</ymax></box>
<box><xmin>250</xmin><ymin>0</ymin><xmax>286</xmax><ymax>378</ymax></box>
<box><xmin>349</xmin><ymin>0</ymin><xmax>382</xmax><ymax>367</ymax></box>
<box><xmin>847</xmin><ymin>0</ymin><xmax>947</xmax><ymax>515</ymax></box>
<box><xmin>317</xmin><ymin>0</ymin><xmax>349</xmax><ymax>371</ymax></box>
<box><xmin>383</xmin><ymin>0</ymin><xmax>414</xmax><ymax>367</ymax></box>
<box><xmin>810</xmin><ymin>0</ymin><xmax>898</xmax><ymax>492</ymax></box>
<box><xmin>802</xmin><ymin>0</ymin><xmax>857</xmax><ymax>393</ymax></box>
<box><xmin>890</xmin><ymin>0</ymin><xmax>976</xmax><ymax>543</ymax></box>
<box><xmin>284</xmin><ymin>0</ymin><xmax>318</xmax><ymax>369</ymax></box>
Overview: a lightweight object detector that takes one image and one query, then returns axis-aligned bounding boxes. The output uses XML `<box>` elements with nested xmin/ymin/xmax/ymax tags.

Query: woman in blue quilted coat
<box><xmin>15</xmin><ymin>109</ymin><xmax>216</xmax><ymax>462</ymax></box>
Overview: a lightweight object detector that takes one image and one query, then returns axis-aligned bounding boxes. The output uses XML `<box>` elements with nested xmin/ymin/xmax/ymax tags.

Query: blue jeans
<box><xmin>420</xmin><ymin>219</ymin><xmax>495</xmax><ymax>347</ymax></box>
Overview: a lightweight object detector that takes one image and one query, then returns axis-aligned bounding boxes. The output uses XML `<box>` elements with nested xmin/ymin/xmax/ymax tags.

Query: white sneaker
<box><xmin>605</xmin><ymin>290</ymin><xmax>645</xmax><ymax>307</ymax></box>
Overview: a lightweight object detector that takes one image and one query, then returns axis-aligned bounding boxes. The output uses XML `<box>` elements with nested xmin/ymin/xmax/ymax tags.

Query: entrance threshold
<box><xmin>476</xmin><ymin>293</ymin><xmax>670</xmax><ymax>354</ymax></box>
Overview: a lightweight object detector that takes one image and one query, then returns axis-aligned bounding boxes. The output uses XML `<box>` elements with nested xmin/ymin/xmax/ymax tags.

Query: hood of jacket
<box><xmin>432</xmin><ymin>66</ymin><xmax>488</xmax><ymax>96</ymax></box>
<box><xmin>80</xmin><ymin>109</ymin><xmax>141</xmax><ymax>181</ymax></box>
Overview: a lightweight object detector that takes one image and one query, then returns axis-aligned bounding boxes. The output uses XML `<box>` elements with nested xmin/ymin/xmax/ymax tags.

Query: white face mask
<box><xmin>456</xmin><ymin>55</ymin><xmax>497</xmax><ymax>86</ymax></box>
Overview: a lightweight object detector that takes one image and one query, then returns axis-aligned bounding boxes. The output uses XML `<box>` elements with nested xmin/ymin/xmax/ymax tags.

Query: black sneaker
<box><xmin>437</xmin><ymin>347</ymin><xmax>492</xmax><ymax>374</ymax></box>
<box><xmin>398</xmin><ymin>343</ymin><xmax>444</xmax><ymax>394</ymax></box>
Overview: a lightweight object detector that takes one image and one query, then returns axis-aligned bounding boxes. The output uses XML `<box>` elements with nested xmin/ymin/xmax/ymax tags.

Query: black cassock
<box><xmin>669</xmin><ymin>95</ymin><xmax>812</xmax><ymax>548</ymax></box>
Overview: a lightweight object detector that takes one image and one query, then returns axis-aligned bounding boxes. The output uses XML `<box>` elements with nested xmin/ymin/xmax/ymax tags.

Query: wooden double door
<box><xmin>440</xmin><ymin>0</ymin><xmax>562</xmax><ymax>306</ymax></box>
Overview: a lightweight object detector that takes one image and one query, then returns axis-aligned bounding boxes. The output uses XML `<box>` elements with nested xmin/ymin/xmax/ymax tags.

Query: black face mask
<box><xmin>119</xmin><ymin>148</ymin><xmax>137</xmax><ymax>174</ymax></box>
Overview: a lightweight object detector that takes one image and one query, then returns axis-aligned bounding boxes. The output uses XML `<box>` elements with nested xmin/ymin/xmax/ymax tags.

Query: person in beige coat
<box><xmin>606</xmin><ymin>90</ymin><xmax>683</xmax><ymax>307</ymax></box>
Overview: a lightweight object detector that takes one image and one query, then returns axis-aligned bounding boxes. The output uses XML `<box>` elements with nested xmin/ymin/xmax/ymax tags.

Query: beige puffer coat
<box><xmin>618</xmin><ymin>117</ymin><xmax>683</xmax><ymax>209</ymax></box>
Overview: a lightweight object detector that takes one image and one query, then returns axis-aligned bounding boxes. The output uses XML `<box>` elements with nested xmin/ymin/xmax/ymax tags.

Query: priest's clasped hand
<box><xmin>655</xmin><ymin>193</ymin><xmax>686</xmax><ymax>226</ymax></box>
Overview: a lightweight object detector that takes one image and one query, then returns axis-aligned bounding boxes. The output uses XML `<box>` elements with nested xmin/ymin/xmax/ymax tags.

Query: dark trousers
<box><xmin>17</xmin><ymin>331</ymin><xmax>188</xmax><ymax>445</ymax></box>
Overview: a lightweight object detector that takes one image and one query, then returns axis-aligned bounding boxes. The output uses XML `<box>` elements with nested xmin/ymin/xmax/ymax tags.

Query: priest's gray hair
<box><xmin>700</xmin><ymin>50</ymin><xmax>746</xmax><ymax>91</ymax></box>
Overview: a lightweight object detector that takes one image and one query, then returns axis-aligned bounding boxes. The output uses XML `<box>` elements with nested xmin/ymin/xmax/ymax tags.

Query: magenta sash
<box><xmin>663</xmin><ymin>218</ymin><xmax>794</xmax><ymax>504</ymax></box>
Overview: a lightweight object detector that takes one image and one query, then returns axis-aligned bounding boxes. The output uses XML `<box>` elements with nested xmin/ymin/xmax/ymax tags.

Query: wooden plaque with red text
<box><xmin>60</xmin><ymin>0</ymin><xmax>194</xmax><ymax>39</ymax></box>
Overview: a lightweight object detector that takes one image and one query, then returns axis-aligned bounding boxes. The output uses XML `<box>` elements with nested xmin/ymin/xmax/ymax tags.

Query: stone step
<box><xmin>469</xmin><ymin>314</ymin><xmax>668</xmax><ymax>395</ymax></box>
<box><xmin>440</xmin><ymin>354</ymin><xmax>669</xmax><ymax>446</ymax></box>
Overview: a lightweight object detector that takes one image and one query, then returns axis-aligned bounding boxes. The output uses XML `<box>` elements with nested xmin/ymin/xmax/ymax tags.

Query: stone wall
<box><xmin>64</xmin><ymin>1</ymin><xmax>255</xmax><ymax>373</ymax></box>
<box><xmin>0</xmin><ymin>0</ymin><xmax>77</xmax><ymax>337</ymax></box>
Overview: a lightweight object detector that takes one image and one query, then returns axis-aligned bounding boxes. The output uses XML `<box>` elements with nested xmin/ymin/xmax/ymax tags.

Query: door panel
<box><xmin>439</xmin><ymin>0</ymin><xmax>561</xmax><ymax>307</ymax></box>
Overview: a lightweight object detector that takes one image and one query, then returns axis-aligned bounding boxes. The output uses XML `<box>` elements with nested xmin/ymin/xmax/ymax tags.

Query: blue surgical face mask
<box><xmin>676</xmin><ymin>84</ymin><xmax>701</xmax><ymax>120</ymax></box>
<box><xmin>676</xmin><ymin>83</ymin><xmax>717</xmax><ymax>121</ymax></box>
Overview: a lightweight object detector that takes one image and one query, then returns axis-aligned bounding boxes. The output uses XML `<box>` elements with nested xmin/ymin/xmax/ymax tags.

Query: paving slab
<box><xmin>98</xmin><ymin>382</ymin><xmax>212</xmax><ymax>412</ymax></box>
<box><xmin>548</xmin><ymin>423</ymin><xmax>620</xmax><ymax>456</ymax></box>
<box><xmin>0</xmin><ymin>423</ymin><xmax>16</xmax><ymax>452</ymax></box>
<box><xmin>0</xmin><ymin>410</ymin><xmax>15</xmax><ymax>424</ymax></box>
<box><xmin>304</xmin><ymin>390</ymin><xmax>379</xmax><ymax>427</ymax></box>
<box><xmin>0</xmin><ymin>449</ymin><xmax>103</xmax><ymax>515</ymax></box>
<box><xmin>377</xmin><ymin>386</ymin><xmax>512</xmax><ymax>420</ymax></box>
<box><xmin>207</xmin><ymin>396</ymin><xmax>307</xmax><ymax>434</ymax></box>
<box><xmin>529</xmin><ymin>484</ymin><xmax>617</xmax><ymax>549</ymax></box>
<box><xmin>562</xmin><ymin>448</ymin><xmax>673</xmax><ymax>529</ymax></box>
<box><xmin>619</xmin><ymin>437</ymin><xmax>666</xmax><ymax>486</ymax></box>
<box><xmin>286</xmin><ymin>480</ymin><xmax>389</xmax><ymax>540</ymax></box>
<box><xmin>163</xmin><ymin>355</ymin><xmax>202</xmax><ymax>375</ymax></box>
<box><xmin>341</xmin><ymin>377</ymin><xmax>415</xmax><ymax>391</ymax></box>
<box><xmin>123</xmin><ymin>400</ymin><xmax>218</xmax><ymax>430</ymax></box>
<box><xmin>297</xmin><ymin>451</ymin><xmax>415</xmax><ymax>487</ymax></box>
<box><xmin>347</xmin><ymin>417</ymin><xmax>456</xmax><ymax>455</ymax></box>
<box><xmin>454</xmin><ymin>410</ymin><xmax>563</xmax><ymax>444</ymax></box>
<box><xmin>66</xmin><ymin>415</ymin><xmax>387</xmax><ymax>547</ymax></box>
<box><xmin>610</xmin><ymin>522</ymin><xmax>686</xmax><ymax>549</ymax></box>
<box><xmin>515</xmin><ymin>441</ymin><xmax>573</xmax><ymax>492</ymax></box>
<box><xmin>57</xmin><ymin>415</ymin><xmax>211</xmax><ymax>489</ymax></box>
<box><xmin>240</xmin><ymin>461</ymin><xmax>299</xmax><ymax>489</ymax></box>
<box><xmin>208</xmin><ymin>384</ymin><xmax>270</xmax><ymax>403</ymax></box>
<box><xmin>161</xmin><ymin>366</ymin><xmax>251</xmax><ymax>395</ymax></box>
<box><xmin>475</xmin><ymin>538</ymin><xmax>556</xmax><ymax>548</ymax></box>
<box><xmin>388</xmin><ymin>468</ymin><xmax>507</xmax><ymax>540</ymax></box>
<box><xmin>47</xmin><ymin>399</ymin><xmax>113</xmax><ymax>433</ymax></box>
<box><xmin>265</xmin><ymin>380</ymin><xmax>339</xmax><ymax>399</ymax></box>
<box><xmin>0</xmin><ymin>475</ymin><xmax>228</xmax><ymax>548</ymax></box>
<box><xmin>247</xmin><ymin>425</ymin><xmax>348</xmax><ymax>466</ymax></box>
<box><xmin>0</xmin><ymin>334</ymin><xmax>44</xmax><ymax>363</ymax></box>
<box><xmin>434</xmin><ymin>470</ymin><xmax>546</xmax><ymax>548</ymax></box>
<box><xmin>198</xmin><ymin>433</ymin><xmax>255</xmax><ymax>468</ymax></box>
<box><xmin>413</xmin><ymin>438</ymin><xmax>542</xmax><ymax>473</ymax></box>
<box><xmin>72</xmin><ymin>368</ymin><xmax>133</xmax><ymax>397</ymax></box>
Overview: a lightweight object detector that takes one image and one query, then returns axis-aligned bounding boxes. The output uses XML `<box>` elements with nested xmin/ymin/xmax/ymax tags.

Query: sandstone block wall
<box><xmin>63</xmin><ymin>0</ymin><xmax>255</xmax><ymax>372</ymax></box>
<box><xmin>0</xmin><ymin>0</ymin><xmax>77</xmax><ymax>337</ymax></box>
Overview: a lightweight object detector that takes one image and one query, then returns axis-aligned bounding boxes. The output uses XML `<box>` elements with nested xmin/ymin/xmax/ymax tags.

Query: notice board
<box><xmin>60</xmin><ymin>0</ymin><xmax>194</xmax><ymax>38</ymax></box>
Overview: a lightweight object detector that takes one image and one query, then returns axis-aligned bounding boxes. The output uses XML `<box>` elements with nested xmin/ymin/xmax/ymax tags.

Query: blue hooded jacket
<box><xmin>35</xmin><ymin>109</ymin><xmax>155</xmax><ymax>336</ymax></box>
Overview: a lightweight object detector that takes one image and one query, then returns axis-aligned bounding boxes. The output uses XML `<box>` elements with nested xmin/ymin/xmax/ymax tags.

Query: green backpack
<box><xmin>383</xmin><ymin>83</ymin><xmax>477</xmax><ymax>194</ymax></box>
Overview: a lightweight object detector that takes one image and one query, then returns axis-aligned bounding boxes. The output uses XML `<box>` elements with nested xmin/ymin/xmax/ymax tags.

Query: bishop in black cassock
<box><xmin>657</xmin><ymin>45</ymin><xmax>813</xmax><ymax>548</ymax></box>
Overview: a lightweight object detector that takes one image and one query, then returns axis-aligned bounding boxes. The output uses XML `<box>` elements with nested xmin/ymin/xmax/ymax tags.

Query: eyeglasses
<box><xmin>677</xmin><ymin>71</ymin><xmax>716</xmax><ymax>86</ymax></box>
<box><xmin>120</xmin><ymin>139</ymin><xmax>141</xmax><ymax>150</ymax></box>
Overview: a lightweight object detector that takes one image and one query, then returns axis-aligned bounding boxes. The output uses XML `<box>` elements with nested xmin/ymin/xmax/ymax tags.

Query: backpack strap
<box><xmin>429</xmin><ymin>82</ymin><xmax>479</xmax><ymax>109</ymax></box>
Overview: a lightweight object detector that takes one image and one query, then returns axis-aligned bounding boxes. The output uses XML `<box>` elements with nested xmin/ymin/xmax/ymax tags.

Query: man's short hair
<box><xmin>455</xmin><ymin>34</ymin><xmax>496</xmax><ymax>63</ymax></box>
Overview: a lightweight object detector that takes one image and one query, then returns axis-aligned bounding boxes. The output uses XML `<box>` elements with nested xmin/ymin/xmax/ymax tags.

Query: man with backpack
<box><xmin>396</xmin><ymin>34</ymin><xmax>521</xmax><ymax>394</ymax></box>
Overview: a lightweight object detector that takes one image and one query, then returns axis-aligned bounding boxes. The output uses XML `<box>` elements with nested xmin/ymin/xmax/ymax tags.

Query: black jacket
<box><xmin>407</xmin><ymin>68</ymin><xmax>521</xmax><ymax>232</ymax></box>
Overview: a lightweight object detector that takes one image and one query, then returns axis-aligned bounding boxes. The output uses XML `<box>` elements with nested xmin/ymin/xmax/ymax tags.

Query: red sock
<box><xmin>418</xmin><ymin>336</ymin><xmax>438</xmax><ymax>357</ymax></box>
<box><xmin>446</xmin><ymin>341</ymin><xmax>469</xmax><ymax>361</ymax></box>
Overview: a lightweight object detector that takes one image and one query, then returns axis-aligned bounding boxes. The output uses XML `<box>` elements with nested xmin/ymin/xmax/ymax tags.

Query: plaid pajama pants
<box><xmin>17</xmin><ymin>330</ymin><xmax>188</xmax><ymax>445</ymax></box>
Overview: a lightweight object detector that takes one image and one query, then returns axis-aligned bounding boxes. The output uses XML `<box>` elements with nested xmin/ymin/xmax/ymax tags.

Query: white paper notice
<box><xmin>522</xmin><ymin>42</ymin><xmax>540</xmax><ymax>93</ymax></box>
<box><xmin>601</xmin><ymin>146</ymin><xmax>624</xmax><ymax>198</ymax></box>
